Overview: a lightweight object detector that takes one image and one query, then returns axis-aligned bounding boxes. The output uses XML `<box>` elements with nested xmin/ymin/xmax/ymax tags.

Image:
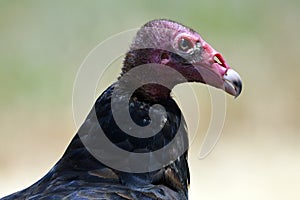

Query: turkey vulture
<box><xmin>2</xmin><ymin>19</ymin><xmax>242</xmax><ymax>200</ymax></box>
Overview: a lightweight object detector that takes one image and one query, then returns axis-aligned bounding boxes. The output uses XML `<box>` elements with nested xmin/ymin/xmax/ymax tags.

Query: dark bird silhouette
<box><xmin>2</xmin><ymin>19</ymin><xmax>242</xmax><ymax>200</ymax></box>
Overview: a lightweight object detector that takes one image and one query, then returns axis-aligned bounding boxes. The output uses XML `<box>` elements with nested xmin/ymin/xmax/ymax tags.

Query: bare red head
<box><xmin>122</xmin><ymin>19</ymin><xmax>242</xmax><ymax>97</ymax></box>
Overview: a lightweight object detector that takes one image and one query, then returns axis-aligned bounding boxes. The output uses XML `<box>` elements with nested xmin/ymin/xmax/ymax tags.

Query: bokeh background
<box><xmin>1</xmin><ymin>0</ymin><xmax>299</xmax><ymax>199</ymax></box>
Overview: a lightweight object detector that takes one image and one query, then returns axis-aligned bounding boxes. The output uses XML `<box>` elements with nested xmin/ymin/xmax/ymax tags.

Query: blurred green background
<box><xmin>1</xmin><ymin>0</ymin><xmax>299</xmax><ymax>199</ymax></box>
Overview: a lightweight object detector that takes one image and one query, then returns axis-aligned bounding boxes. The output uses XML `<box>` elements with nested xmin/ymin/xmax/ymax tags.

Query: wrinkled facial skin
<box><xmin>126</xmin><ymin>19</ymin><xmax>242</xmax><ymax>97</ymax></box>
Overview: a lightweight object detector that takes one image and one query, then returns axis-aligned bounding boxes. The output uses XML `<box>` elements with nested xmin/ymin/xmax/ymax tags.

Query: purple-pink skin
<box><xmin>124</xmin><ymin>19</ymin><xmax>242</xmax><ymax>98</ymax></box>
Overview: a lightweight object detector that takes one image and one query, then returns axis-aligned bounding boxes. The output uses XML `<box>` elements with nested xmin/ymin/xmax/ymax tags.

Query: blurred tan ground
<box><xmin>1</xmin><ymin>1</ymin><xmax>300</xmax><ymax>199</ymax></box>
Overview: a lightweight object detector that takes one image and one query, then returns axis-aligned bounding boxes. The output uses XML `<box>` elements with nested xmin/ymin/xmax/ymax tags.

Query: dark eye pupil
<box><xmin>179</xmin><ymin>38</ymin><xmax>193</xmax><ymax>51</ymax></box>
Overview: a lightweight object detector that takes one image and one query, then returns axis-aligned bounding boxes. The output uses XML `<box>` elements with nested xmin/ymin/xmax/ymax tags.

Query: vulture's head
<box><xmin>122</xmin><ymin>19</ymin><xmax>242</xmax><ymax>98</ymax></box>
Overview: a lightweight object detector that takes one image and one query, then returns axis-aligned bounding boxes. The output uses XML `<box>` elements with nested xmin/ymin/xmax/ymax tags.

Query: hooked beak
<box><xmin>223</xmin><ymin>69</ymin><xmax>242</xmax><ymax>97</ymax></box>
<box><xmin>198</xmin><ymin>42</ymin><xmax>242</xmax><ymax>98</ymax></box>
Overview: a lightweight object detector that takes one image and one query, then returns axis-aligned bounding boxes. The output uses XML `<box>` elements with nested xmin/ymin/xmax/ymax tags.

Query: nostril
<box><xmin>214</xmin><ymin>56</ymin><xmax>222</xmax><ymax>65</ymax></box>
<box><xmin>213</xmin><ymin>53</ymin><xmax>226</xmax><ymax>68</ymax></box>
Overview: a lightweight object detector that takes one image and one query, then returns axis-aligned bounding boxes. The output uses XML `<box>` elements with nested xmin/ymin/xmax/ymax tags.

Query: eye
<box><xmin>178</xmin><ymin>37</ymin><xmax>194</xmax><ymax>52</ymax></box>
